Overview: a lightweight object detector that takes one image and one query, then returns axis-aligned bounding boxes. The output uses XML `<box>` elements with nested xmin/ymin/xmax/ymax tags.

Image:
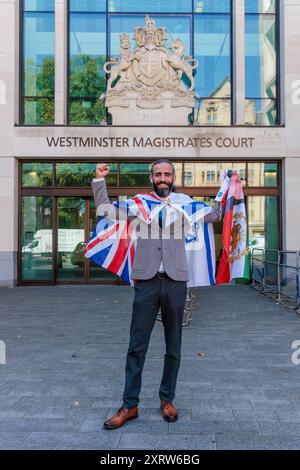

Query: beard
<box><xmin>153</xmin><ymin>180</ymin><xmax>174</xmax><ymax>198</ymax></box>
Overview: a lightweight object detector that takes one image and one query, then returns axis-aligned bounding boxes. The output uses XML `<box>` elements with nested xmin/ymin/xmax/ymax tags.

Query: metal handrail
<box><xmin>251</xmin><ymin>248</ymin><xmax>300</xmax><ymax>312</ymax></box>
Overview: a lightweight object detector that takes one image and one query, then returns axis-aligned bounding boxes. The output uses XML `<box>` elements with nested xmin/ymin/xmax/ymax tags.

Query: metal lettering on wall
<box><xmin>46</xmin><ymin>136</ymin><xmax>255</xmax><ymax>149</ymax></box>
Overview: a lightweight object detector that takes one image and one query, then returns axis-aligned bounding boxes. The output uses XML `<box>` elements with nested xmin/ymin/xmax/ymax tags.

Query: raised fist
<box><xmin>96</xmin><ymin>164</ymin><xmax>110</xmax><ymax>179</ymax></box>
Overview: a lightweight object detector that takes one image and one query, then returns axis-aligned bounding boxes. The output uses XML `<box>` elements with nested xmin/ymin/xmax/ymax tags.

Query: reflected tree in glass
<box><xmin>69</xmin><ymin>55</ymin><xmax>107</xmax><ymax>124</ymax></box>
<box><xmin>22</xmin><ymin>163</ymin><xmax>53</xmax><ymax>187</ymax></box>
<box><xmin>56</xmin><ymin>163</ymin><xmax>117</xmax><ymax>186</ymax></box>
<box><xmin>24</xmin><ymin>57</ymin><xmax>55</xmax><ymax>124</ymax></box>
<box><xmin>21</xmin><ymin>196</ymin><xmax>53</xmax><ymax>281</ymax></box>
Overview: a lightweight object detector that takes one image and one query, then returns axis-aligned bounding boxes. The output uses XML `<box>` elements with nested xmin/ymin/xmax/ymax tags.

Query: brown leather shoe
<box><xmin>160</xmin><ymin>400</ymin><xmax>178</xmax><ymax>422</ymax></box>
<box><xmin>103</xmin><ymin>406</ymin><xmax>138</xmax><ymax>430</ymax></box>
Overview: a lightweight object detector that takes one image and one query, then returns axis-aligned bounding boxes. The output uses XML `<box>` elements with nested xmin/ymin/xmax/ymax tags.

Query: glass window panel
<box><xmin>245</xmin><ymin>15</ymin><xmax>276</xmax><ymax>99</ymax></box>
<box><xmin>23</xmin><ymin>12</ymin><xmax>55</xmax><ymax>98</ymax></box>
<box><xmin>70</xmin><ymin>0</ymin><xmax>106</xmax><ymax>12</ymax></box>
<box><xmin>69</xmin><ymin>12</ymin><xmax>106</xmax><ymax>123</ymax></box>
<box><xmin>245</xmin><ymin>0</ymin><xmax>276</xmax><ymax>14</ymax></box>
<box><xmin>22</xmin><ymin>163</ymin><xmax>52</xmax><ymax>187</ymax></box>
<box><xmin>56</xmin><ymin>163</ymin><xmax>117</xmax><ymax>187</ymax></box>
<box><xmin>245</xmin><ymin>98</ymin><xmax>277</xmax><ymax>126</ymax></box>
<box><xmin>120</xmin><ymin>163</ymin><xmax>151</xmax><ymax>186</ymax></box>
<box><xmin>194</xmin><ymin>15</ymin><xmax>231</xmax><ymax>98</ymax></box>
<box><xmin>89</xmin><ymin>198</ymin><xmax>119</xmax><ymax>282</ymax></box>
<box><xmin>184</xmin><ymin>162</ymin><xmax>246</xmax><ymax>187</ymax></box>
<box><xmin>21</xmin><ymin>196</ymin><xmax>53</xmax><ymax>281</ymax></box>
<box><xmin>194</xmin><ymin>0</ymin><xmax>231</xmax><ymax>13</ymax></box>
<box><xmin>248</xmin><ymin>196</ymin><xmax>279</xmax><ymax>252</ymax></box>
<box><xmin>119</xmin><ymin>162</ymin><xmax>182</xmax><ymax>188</ymax></box>
<box><xmin>69</xmin><ymin>13</ymin><xmax>106</xmax><ymax>99</ymax></box>
<box><xmin>194</xmin><ymin>98</ymin><xmax>231</xmax><ymax>125</ymax></box>
<box><xmin>110</xmin><ymin>15</ymin><xmax>191</xmax><ymax>56</ymax></box>
<box><xmin>69</xmin><ymin>99</ymin><xmax>106</xmax><ymax>125</ymax></box>
<box><xmin>247</xmin><ymin>162</ymin><xmax>278</xmax><ymax>187</ymax></box>
<box><xmin>24</xmin><ymin>0</ymin><xmax>54</xmax><ymax>11</ymax></box>
<box><xmin>57</xmin><ymin>198</ymin><xmax>85</xmax><ymax>281</ymax></box>
<box><xmin>173</xmin><ymin>163</ymin><xmax>183</xmax><ymax>187</ymax></box>
<box><xmin>109</xmin><ymin>0</ymin><xmax>192</xmax><ymax>12</ymax></box>
<box><xmin>24</xmin><ymin>98</ymin><xmax>54</xmax><ymax>125</ymax></box>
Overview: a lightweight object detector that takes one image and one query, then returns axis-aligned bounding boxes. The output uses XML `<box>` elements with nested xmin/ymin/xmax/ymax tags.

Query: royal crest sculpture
<box><xmin>103</xmin><ymin>16</ymin><xmax>198</xmax><ymax>125</ymax></box>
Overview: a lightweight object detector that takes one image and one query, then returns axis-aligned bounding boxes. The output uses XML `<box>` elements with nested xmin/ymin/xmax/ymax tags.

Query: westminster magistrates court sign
<box><xmin>13</xmin><ymin>125</ymin><xmax>284</xmax><ymax>158</ymax></box>
<box><xmin>46</xmin><ymin>136</ymin><xmax>256</xmax><ymax>149</ymax></box>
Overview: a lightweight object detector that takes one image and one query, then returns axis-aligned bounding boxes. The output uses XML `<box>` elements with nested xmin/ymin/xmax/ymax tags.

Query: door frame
<box><xmin>18</xmin><ymin>159</ymin><xmax>282</xmax><ymax>286</ymax></box>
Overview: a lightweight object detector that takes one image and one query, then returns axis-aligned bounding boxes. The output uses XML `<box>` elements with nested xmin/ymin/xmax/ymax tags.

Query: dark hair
<box><xmin>150</xmin><ymin>159</ymin><xmax>175</xmax><ymax>175</ymax></box>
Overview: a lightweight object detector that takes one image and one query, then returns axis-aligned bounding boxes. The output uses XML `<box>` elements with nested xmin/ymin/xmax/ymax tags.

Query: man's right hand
<box><xmin>96</xmin><ymin>164</ymin><xmax>110</xmax><ymax>179</ymax></box>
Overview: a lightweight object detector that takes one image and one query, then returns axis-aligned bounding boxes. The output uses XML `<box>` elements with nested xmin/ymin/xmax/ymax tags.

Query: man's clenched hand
<box><xmin>96</xmin><ymin>164</ymin><xmax>110</xmax><ymax>179</ymax></box>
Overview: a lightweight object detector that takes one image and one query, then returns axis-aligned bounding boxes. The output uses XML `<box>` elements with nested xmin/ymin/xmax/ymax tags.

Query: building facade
<box><xmin>0</xmin><ymin>0</ymin><xmax>299</xmax><ymax>287</ymax></box>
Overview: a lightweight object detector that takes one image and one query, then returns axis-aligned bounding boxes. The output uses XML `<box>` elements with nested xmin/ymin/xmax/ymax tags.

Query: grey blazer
<box><xmin>92</xmin><ymin>180</ymin><xmax>223</xmax><ymax>282</ymax></box>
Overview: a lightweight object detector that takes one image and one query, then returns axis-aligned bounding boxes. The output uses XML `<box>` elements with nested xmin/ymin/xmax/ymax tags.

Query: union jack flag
<box><xmin>84</xmin><ymin>192</ymin><xmax>214</xmax><ymax>286</ymax></box>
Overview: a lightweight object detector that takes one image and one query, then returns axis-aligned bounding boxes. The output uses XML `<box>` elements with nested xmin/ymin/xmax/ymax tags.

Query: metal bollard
<box><xmin>296</xmin><ymin>252</ymin><xmax>300</xmax><ymax>309</ymax></box>
<box><xmin>277</xmin><ymin>250</ymin><xmax>281</xmax><ymax>300</ymax></box>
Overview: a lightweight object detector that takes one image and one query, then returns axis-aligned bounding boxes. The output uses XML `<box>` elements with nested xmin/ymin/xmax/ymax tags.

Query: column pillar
<box><xmin>55</xmin><ymin>0</ymin><xmax>68</xmax><ymax>125</ymax></box>
<box><xmin>233</xmin><ymin>0</ymin><xmax>245</xmax><ymax>125</ymax></box>
<box><xmin>0</xmin><ymin>0</ymin><xmax>19</xmax><ymax>287</ymax></box>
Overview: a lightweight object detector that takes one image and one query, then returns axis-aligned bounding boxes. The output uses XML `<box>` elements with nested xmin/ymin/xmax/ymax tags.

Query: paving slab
<box><xmin>0</xmin><ymin>284</ymin><xmax>299</xmax><ymax>450</ymax></box>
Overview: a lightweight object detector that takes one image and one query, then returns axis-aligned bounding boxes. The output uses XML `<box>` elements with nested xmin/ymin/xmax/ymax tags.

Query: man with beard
<box><xmin>92</xmin><ymin>159</ymin><xmax>223</xmax><ymax>429</ymax></box>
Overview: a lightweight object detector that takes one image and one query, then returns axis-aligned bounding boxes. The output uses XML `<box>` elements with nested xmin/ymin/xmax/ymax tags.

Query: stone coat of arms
<box><xmin>103</xmin><ymin>16</ymin><xmax>198</xmax><ymax>125</ymax></box>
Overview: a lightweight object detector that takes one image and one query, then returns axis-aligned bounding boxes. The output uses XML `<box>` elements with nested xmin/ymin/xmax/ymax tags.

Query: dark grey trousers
<box><xmin>122</xmin><ymin>275</ymin><xmax>187</xmax><ymax>408</ymax></box>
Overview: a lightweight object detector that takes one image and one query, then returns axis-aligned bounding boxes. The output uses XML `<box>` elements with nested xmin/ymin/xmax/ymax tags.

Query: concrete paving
<box><xmin>0</xmin><ymin>284</ymin><xmax>300</xmax><ymax>450</ymax></box>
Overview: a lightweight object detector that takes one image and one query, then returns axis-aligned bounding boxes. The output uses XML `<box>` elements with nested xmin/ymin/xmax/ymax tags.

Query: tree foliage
<box><xmin>23</xmin><ymin>54</ymin><xmax>108</xmax><ymax>124</ymax></box>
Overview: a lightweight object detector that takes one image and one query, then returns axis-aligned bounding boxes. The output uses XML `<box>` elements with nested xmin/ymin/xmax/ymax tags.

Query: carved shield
<box><xmin>133</xmin><ymin>49</ymin><xmax>167</xmax><ymax>87</ymax></box>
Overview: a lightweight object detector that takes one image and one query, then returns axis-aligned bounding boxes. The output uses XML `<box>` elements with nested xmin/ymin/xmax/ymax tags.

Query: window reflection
<box><xmin>245</xmin><ymin>10</ymin><xmax>277</xmax><ymax>125</ymax></box>
<box><xmin>70</xmin><ymin>0</ymin><xmax>106</xmax><ymax>12</ymax></box>
<box><xmin>21</xmin><ymin>196</ymin><xmax>53</xmax><ymax>280</ymax></box>
<box><xmin>22</xmin><ymin>163</ymin><xmax>52</xmax><ymax>187</ymax></box>
<box><xmin>194</xmin><ymin>14</ymin><xmax>231</xmax><ymax>99</ymax></box>
<box><xmin>194</xmin><ymin>0</ymin><xmax>231</xmax><ymax>13</ymax></box>
<box><xmin>195</xmin><ymin>98</ymin><xmax>231</xmax><ymax>125</ymax></box>
<box><xmin>23</xmin><ymin>2</ymin><xmax>55</xmax><ymax>124</ymax></box>
<box><xmin>245</xmin><ymin>98</ymin><xmax>277</xmax><ymax>126</ymax></box>
<box><xmin>69</xmin><ymin>99</ymin><xmax>106</xmax><ymax>125</ymax></box>
<box><xmin>248</xmin><ymin>196</ymin><xmax>279</xmax><ymax>251</ymax></box>
<box><xmin>119</xmin><ymin>162</ymin><xmax>182</xmax><ymax>187</ymax></box>
<box><xmin>109</xmin><ymin>1</ymin><xmax>192</xmax><ymax>12</ymax></box>
<box><xmin>56</xmin><ymin>163</ymin><xmax>117</xmax><ymax>186</ymax></box>
<box><xmin>69</xmin><ymin>10</ymin><xmax>106</xmax><ymax>124</ymax></box>
<box><xmin>57</xmin><ymin>198</ymin><xmax>85</xmax><ymax>281</ymax></box>
<box><xmin>247</xmin><ymin>163</ymin><xmax>278</xmax><ymax>187</ymax></box>
<box><xmin>173</xmin><ymin>163</ymin><xmax>183</xmax><ymax>187</ymax></box>
<box><xmin>184</xmin><ymin>162</ymin><xmax>246</xmax><ymax>187</ymax></box>
<box><xmin>24</xmin><ymin>1</ymin><xmax>54</xmax><ymax>12</ymax></box>
<box><xmin>21</xmin><ymin>161</ymin><xmax>279</xmax><ymax>189</ymax></box>
<box><xmin>245</xmin><ymin>0</ymin><xmax>276</xmax><ymax>14</ymax></box>
<box><xmin>120</xmin><ymin>163</ymin><xmax>151</xmax><ymax>186</ymax></box>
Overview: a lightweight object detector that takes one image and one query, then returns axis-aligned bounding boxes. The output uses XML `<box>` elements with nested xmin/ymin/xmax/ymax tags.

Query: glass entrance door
<box><xmin>57</xmin><ymin>197</ymin><xmax>86</xmax><ymax>281</ymax></box>
<box><xmin>54</xmin><ymin>196</ymin><xmax>122</xmax><ymax>284</ymax></box>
